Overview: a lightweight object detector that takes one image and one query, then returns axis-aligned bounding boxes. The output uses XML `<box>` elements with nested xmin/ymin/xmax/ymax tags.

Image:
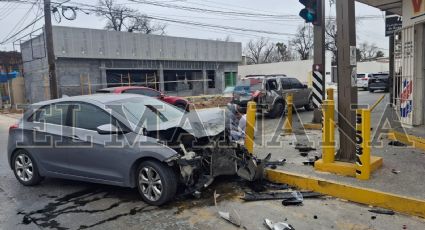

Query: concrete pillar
<box><xmin>202</xmin><ymin>63</ymin><xmax>207</xmax><ymax>95</ymax></box>
<box><xmin>100</xmin><ymin>61</ymin><xmax>107</xmax><ymax>88</ymax></box>
<box><xmin>413</xmin><ymin>24</ymin><xmax>425</xmax><ymax>125</ymax></box>
<box><xmin>158</xmin><ymin>63</ymin><xmax>164</xmax><ymax>92</ymax></box>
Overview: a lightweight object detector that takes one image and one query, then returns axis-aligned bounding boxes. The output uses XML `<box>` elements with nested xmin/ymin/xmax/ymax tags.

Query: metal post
<box><xmin>335</xmin><ymin>0</ymin><xmax>358</xmax><ymax>161</ymax></box>
<box><xmin>245</xmin><ymin>101</ymin><xmax>257</xmax><ymax>154</ymax></box>
<box><xmin>312</xmin><ymin>0</ymin><xmax>326</xmax><ymax>123</ymax></box>
<box><xmin>322</xmin><ymin>99</ymin><xmax>335</xmax><ymax>163</ymax></box>
<box><xmin>389</xmin><ymin>35</ymin><xmax>395</xmax><ymax>106</ymax></box>
<box><xmin>283</xmin><ymin>93</ymin><xmax>293</xmax><ymax>134</ymax></box>
<box><xmin>355</xmin><ymin>109</ymin><xmax>371</xmax><ymax>180</ymax></box>
<box><xmin>326</xmin><ymin>88</ymin><xmax>334</xmax><ymax>100</ymax></box>
<box><xmin>44</xmin><ymin>0</ymin><xmax>58</xmax><ymax>99</ymax></box>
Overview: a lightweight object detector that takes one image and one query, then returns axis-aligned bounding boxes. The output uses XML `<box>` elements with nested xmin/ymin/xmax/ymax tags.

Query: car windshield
<box><xmin>108</xmin><ymin>97</ymin><xmax>184</xmax><ymax>127</ymax></box>
<box><xmin>372</xmin><ymin>74</ymin><xmax>389</xmax><ymax>78</ymax></box>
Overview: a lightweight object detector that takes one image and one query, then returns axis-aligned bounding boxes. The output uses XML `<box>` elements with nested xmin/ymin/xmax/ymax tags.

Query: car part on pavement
<box><xmin>282</xmin><ymin>191</ymin><xmax>304</xmax><ymax>206</ymax></box>
<box><xmin>264</xmin><ymin>219</ymin><xmax>295</xmax><ymax>230</ymax></box>
<box><xmin>241</xmin><ymin>191</ymin><xmax>322</xmax><ymax>202</ymax></box>
<box><xmin>368</xmin><ymin>208</ymin><xmax>395</xmax><ymax>215</ymax></box>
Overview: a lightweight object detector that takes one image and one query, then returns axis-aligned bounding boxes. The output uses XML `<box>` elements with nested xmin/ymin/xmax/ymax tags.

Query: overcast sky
<box><xmin>0</xmin><ymin>0</ymin><xmax>389</xmax><ymax>54</ymax></box>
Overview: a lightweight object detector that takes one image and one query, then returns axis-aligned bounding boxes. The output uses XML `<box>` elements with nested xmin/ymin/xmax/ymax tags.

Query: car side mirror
<box><xmin>159</xmin><ymin>93</ymin><xmax>165</xmax><ymax>98</ymax></box>
<box><xmin>302</xmin><ymin>84</ymin><xmax>308</xmax><ymax>89</ymax></box>
<box><xmin>96</xmin><ymin>124</ymin><xmax>124</xmax><ymax>135</ymax></box>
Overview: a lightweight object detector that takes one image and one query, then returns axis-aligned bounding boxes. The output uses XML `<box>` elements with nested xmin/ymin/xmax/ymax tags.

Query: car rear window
<box><xmin>357</xmin><ymin>74</ymin><xmax>366</xmax><ymax>79</ymax></box>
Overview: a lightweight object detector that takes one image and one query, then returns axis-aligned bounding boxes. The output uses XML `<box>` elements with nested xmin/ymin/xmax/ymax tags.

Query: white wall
<box><xmin>238</xmin><ymin>60</ymin><xmax>389</xmax><ymax>84</ymax></box>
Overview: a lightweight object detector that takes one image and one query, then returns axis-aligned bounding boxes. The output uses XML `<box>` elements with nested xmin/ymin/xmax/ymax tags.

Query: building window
<box><xmin>225</xmin><ymin>72</ymin><xmax>237</xmax><ymax>87</ymax></box>
<box><xmin>207</xmin><ymin>70</ymin><xmax>215</xmax><ymax>88</ymax></box>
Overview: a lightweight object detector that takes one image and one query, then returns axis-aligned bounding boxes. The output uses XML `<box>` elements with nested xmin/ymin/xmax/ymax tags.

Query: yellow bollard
<box><xmin>283</xmin><ymin>93</ymin><xmax>293</xmax><ymax>134</ymax></box>
<box><xmin>326</xmin><ymin>88</ymin><xmax>334</xmax><ymax>100</ymax></box>
<box><xmin>322</xmin><ymin>99</ymin><xmax>335</xmax><ymax>163</ymax></box>
<box><xmin>355</xmin><ymin>109</ymin><xmax>371</xmax><ymax>180</ymax></box>
<box><xmin>245</xmin><ymin>101</ymin><xmax>257</xmax><ymax>154</ymax></box>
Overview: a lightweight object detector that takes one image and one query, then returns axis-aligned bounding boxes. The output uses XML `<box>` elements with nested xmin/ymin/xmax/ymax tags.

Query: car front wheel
<box><xmin>304</xmin><ymin>97</ymin><xmax>314</xmax><ymax>111</ymax></box>
<box><xmin>137</xmin><ymin>160</ymin><xmax>177</xmax><ymax>206</ymax></box>
<box><xmin>12</xmin><ymin>150</ymin><xmax>42</xmax><ymax>186</ymax></box>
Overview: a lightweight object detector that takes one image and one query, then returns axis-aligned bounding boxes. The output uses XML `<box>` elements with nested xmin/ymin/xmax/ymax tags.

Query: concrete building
<box><xmin>358</xmin><ymin>0</ymin><xmax>424</xmax><ymax>126</ymax></box>
<box><xmin>20</xmin><ymin>26</ymin><xmax>242</xmax><ymax>103</ymax></box>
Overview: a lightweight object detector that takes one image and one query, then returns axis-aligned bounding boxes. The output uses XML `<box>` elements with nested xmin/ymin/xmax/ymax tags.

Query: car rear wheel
<box><xmin>12</xmin><ymin>150</ymin><xmax>42</xmax><ymax>186</ymax></box>
<box><xmin>137</xmin><ymin>160</ymin><xmax>177</xmax><ymax>206</ymax></box>
<box><xmin>369</xmin><ymin>88</ymin><xmax>374</xmax><ymax>93</ymax></box>
<box><xmin>267</xmin><ymin>101</ymin><xmax>284</xmax><ymax>118</ymax></box>
<box><xmin>304</xmin><ymin>97</ymin><xmax>314</xmax><ymax>111</ymax></box>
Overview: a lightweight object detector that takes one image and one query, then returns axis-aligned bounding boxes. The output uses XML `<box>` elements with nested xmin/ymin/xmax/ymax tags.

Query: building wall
<box><xmin>52</xmin><ymin>26</ymin><xmax>242</xmax><ymax>62</ymax></box>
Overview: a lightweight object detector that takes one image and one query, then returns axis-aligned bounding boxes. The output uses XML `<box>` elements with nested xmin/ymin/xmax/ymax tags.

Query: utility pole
<box><xmin>335</xmin><ymin>0</ymin><xmax>358</xmax><ymax>161</ymax></box>
<box><xmin>312</xmin><ymin>0</ymin><xmax>326</xmax><ymax>123</ymax></box>
<box><xmin>44</xmin><ymin>0</ymin><xmax>58</xmax><ymax>99</ymax></box>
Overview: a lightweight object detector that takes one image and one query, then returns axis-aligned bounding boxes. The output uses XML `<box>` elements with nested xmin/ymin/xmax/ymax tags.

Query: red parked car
<box><xmin>96</xmin><ymin>86</ymin><xmax>190</xmax><ymax>111</ymax></box>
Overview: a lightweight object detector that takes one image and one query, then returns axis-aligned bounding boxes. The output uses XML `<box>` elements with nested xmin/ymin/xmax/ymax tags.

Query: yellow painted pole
<box><xmin>326</xmin><ymin>88</ymin><xmax>334</xmax><ymax>100</ymax></box>
<box><xmin>356</xmin><ymin>109</ymin><xmax>371</xmax><ymax>180</ymax></box>
<box><xmin>283</xmin><ymin>93</ymin><xmax>293</xmax><ymax>134</ymax></box>
<box><xmin>322</xmin><ymin>99</ymin><xmax>335</xmax><ymax>163</ymax></box>
<box><xmin>245</xmin><ymin>101</ymin><xmax>256</xmax><ymax>154</ymax></box>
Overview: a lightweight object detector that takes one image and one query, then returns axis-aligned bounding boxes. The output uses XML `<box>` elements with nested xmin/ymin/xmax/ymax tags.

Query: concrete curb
<box><xmin>266</xmin><ymin>169</ymin><xmax>425</xmax><ymax>218</ymax></box>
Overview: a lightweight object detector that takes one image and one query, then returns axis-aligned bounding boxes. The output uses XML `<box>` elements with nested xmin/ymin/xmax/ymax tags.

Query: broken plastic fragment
<box><xmin>282</xmin><ymin>191</ymin><xmax>303</xmax><ymax>206</ymax></box>
<box><xmin>218</xmin><ymin>210</ymin><xmax>241</xmax><ymax>227</ymax></box>
<box><xmin>264</xmin><ymin>219</ymin><xmax>295</xmax><ymax>230</ymax></box>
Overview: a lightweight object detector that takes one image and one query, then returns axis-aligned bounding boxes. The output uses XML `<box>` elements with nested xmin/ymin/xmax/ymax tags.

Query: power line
<box><xmin>1</xmin><ymin>14</ymin><xmax>44</xmax><ymax>44</ymax></box>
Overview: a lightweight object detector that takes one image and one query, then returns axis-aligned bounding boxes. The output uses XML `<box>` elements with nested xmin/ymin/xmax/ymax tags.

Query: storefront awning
<box><xmin>0</xmin><ymin>71</ymin><xmax>19</xmax><ymax>83</ymax></box>
<box><xmin>357</xmin><ymin>0</ymin><xmax>402</xmax><ymax>15</ymax></box>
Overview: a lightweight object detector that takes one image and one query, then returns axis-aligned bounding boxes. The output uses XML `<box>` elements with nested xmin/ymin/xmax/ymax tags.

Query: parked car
<box><xmin>8</xmin><ymin>94</ymin><xmax>265</xmax><ymax>205</ymax></box>
<box><xmin>357</xmin><ymin>73</ymin><xmax>371</xmax><ymax>90</ymax></box>
<box><xmin>368</xmin><ymin>73</ymin><xmax>390</xmax><ymax>92</ymax></box>
<box><xmin>97</xmin><ymin>86</ymin><xmax>190</xmax><ymax>111</ymax></box>
<box><xmin>233</xmin><ymin>75</ymin><xmax>313</xmax><ymax>118</ymax></box>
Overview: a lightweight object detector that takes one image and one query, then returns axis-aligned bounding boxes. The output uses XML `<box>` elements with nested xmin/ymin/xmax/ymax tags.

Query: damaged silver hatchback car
<box><xmin>8</xmin><ymin>94</ymin><xmax>266</xmax><ymax>205</ymax></box>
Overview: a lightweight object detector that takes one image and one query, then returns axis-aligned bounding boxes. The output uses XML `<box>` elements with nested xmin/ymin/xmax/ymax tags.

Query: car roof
<box><xmin>32</xmin><ymin>94</ymin><xmax>147</xmax><ymax>106</ymax></box>
<box><xmin>97</xmin><ymin>86</ymin><xmax>153</xmax><ymax>92</ymax></box>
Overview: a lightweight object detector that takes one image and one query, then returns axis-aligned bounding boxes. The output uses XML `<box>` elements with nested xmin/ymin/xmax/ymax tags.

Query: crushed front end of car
<box><xmin>147</xmin><ymin>107</ymin><xmax>269</xmax><ymax>196</ymax></box>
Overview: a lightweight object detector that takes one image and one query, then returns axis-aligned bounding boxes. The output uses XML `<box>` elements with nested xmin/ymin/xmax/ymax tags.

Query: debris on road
<box><xmin>264</xmin><ymin>219</ymin><xmax>295</xmax><ymax>230</ymax></box>
<box><xmin>302</xmin><ymin>156</ymin><xmax>319</xmax><ymax>166</ymax></box>
<box><xmin>218</xmin><ymin>210</ymin><xmax>242</xmax><ymax>227</ymax></box>
<box><xmin>295</xmin><ymin>143</ymin><xmax>317</xmax><ymax>152</ymax></box>
<box><xmin>282</xmin><ymin>191</ymin><xmax>303</xmax><ymax>206</ymax></box>
<box><xmin>214</xmin><ymin>191</ymin><xmax>242</xmax><ymax>227</ymax></box>
<box><xmin>247</xmin><ymin>181</ymin><xmax>290</xmax><ymax>192</ymax></box>
<box><xmin>299</xmin><ymin>152</ymin><xmax>308</xmax><ymax>157</ymax></box>
<box><xmin>391</xmin><ymin>169</ymin><xmax>401</xmax><ymax>174</ymax></box>
<box><xmin>265</xmin><ymin>159</ymin><xmax>286</xmax><ymax>168</ymax></box>
<box><xmin>368</xmin><ymin>208</ymin><xmax>395</xmax><ymax>215</ymax></box>
<box><xmin>241</xmin><ymin>191</ymin><xmax>322</xmax><ymax>202</ymax></box>
<box><xmin>388</xmin><ymin>140</ymin><xmax>407</xmax><ymax>147</ymax></box>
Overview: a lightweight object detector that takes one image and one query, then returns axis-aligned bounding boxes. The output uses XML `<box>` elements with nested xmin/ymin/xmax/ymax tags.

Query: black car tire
<box><xmin>369</xmin><ymin>89</ymin><xmax>374</xmax><ymax>93</ymax></box>
<box><xmin>12</xmin><ymin>149</ymin><xmax>43</xmax><ymax>186</ymax></box>
<box><xmin>137</xmin><ymin>160</ymin><xmax>177</xmax><ymax>206</ymax></box>
<box><xmin>304</xmin><ymin>97</ymin><xmax>314</xmax><ymax>111</ymax></box>
<box><xmin>267</xmin><ymin>101</ymin><xmax>284</xmax><ymax>118</ymax></box>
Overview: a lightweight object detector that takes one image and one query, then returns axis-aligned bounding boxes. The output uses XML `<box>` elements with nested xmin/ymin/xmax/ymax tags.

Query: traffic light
<box><xmin>299</xmin><ymin>0</ymin><xmax>320</xmax><ymax>25</ymax></box>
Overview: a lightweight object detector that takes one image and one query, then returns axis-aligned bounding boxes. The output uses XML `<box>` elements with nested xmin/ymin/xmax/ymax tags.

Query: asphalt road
<box><xmin>1</xmin><ymin>90</ymin><xmax>424</xmax><ymax>230</ymax></box>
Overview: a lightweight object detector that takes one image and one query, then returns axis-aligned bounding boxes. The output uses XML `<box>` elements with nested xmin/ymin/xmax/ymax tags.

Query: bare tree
<box><xmin>276</xmin><ymin>42</ymin><xmax>293</xmax><ymax>61</ymax></box>
<box><xmin>325</xmin><ymin>19</ymin><xmax>337</xmax><ymax>64</ymax></box>
<box><xmin>290</xmin><ymin>25</ymin><xmax>314</xmax><ymax>60</ymax></box>
<box><xmin>96</xmin><ymin>0</ymin><xmax>166</xmax><ymax>34</ymax></box>
<box><xmin>244</xmin><ymin>38</ymin><xmax>276</xmax><ymax>64</ymax></box>
<box><xmin>358</xmin><ymin>42</ymin><xmax>383</xmax><ymax>61</ymax></box>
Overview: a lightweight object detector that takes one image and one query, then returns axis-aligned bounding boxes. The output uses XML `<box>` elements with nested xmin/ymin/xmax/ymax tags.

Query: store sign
<box><xmin>404</xmin><ymin>0</ymin><xmax>425</xmax><ymax>25</ymax></box>
<box><xmin>385</xmin><ymin>12</ymin><xmax>402</xmax><ymax>36</ymax></box>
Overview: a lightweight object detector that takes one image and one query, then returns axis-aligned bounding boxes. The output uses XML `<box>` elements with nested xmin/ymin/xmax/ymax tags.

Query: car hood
<box><xmin>144</xmin><ymin>107</ymin><xmax>227</xmax><ymax>138</ymax></box>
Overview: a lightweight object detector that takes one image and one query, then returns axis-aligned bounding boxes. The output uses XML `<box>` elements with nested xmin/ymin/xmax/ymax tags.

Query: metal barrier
<box><xmin>283</xmin><ymin>93</ymin><xmax>293</xmax><ymax>134</ymax></box>
<box><xmin>322</xmin><ymin>99</ymin><xmax>335</xmax><ymax>163</ymax></box>
<box><xmin>355</xmin><ymin>95</ymin><xmax>384</xmax><ymax>180</ymax></box>
<box><xmin>245</xmin><ymin>101</ymin><xmax>257</xmax><ymax>154</ymax></box>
